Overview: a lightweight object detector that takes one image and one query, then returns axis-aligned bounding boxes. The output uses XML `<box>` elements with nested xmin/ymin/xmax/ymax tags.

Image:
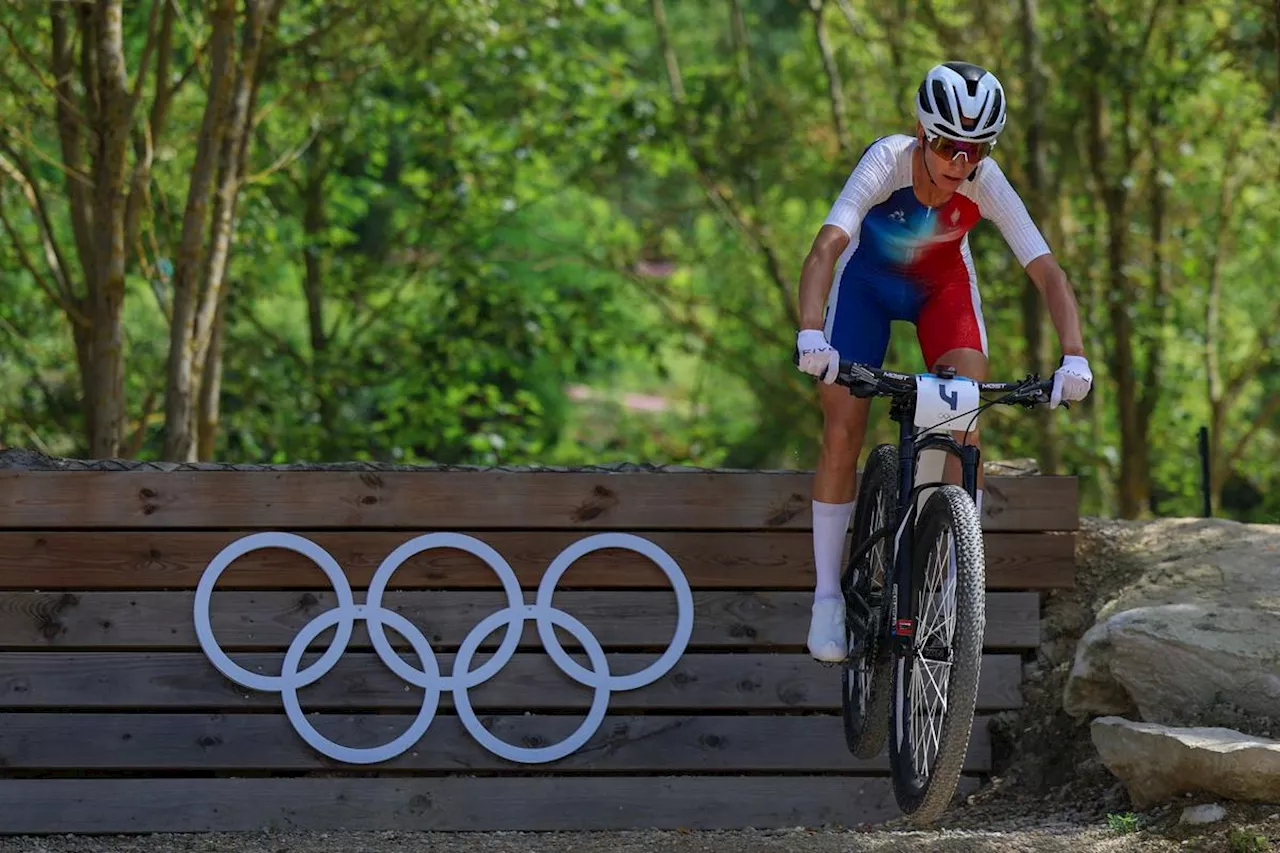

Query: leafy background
<box><xmin>0</xmin><ymin>0</ymin><xmax>1276</xmax><ymax>521</ymax></box>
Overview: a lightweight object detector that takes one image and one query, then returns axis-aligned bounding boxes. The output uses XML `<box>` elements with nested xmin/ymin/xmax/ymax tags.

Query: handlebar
<box><xmin>796</xmin><ymin>353</ymin><xmax>1057</xmax><ymax>408</ymax></box>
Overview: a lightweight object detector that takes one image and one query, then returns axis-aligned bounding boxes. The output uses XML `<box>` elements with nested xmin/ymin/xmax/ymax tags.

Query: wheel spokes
<box><xmin>909</xmin><ymin>524</ymin><xmax>957</xmax><ymax>779</ymax></box>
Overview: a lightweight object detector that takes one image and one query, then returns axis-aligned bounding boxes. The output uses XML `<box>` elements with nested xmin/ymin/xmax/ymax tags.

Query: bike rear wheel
<box><xmin>889</xmin><ymin>484</ymin><xmax>986</xmax><ymax>824</ymax></box>
<box><xmin>840</xmin><ymin>443</ymin><xmax>896</xmax><ymax>759</ymax></box>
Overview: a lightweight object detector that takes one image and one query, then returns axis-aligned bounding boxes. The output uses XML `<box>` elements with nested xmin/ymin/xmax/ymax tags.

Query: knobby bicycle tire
<box><xmin>889</xmin><ymin>484</ymin><xmax>986</xmax><ymax>824</ymax></box>
<box><xmin>840</xmin><ymin>443</ymin><xmax>896</xmax><ymax>759</ymax></box>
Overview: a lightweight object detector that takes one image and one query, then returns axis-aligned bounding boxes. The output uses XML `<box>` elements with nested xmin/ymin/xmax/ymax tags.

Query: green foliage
<box><xmin>1230</xmin><ymin>828</ymin><xmax>1273</xmax><ymax>853</ymax></box>
<box><xmin>1106</xmin><ymin>812</ymin><xmax>1140</xmax><ymax>834</ymax></box>
<box><xmin>0</xmin><ymin>0</ymin><xmax>1276</xmax><ymax>521</ymax></box>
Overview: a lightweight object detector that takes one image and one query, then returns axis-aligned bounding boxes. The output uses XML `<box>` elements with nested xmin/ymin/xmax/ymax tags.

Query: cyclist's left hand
<box><xmin>1051</xmin><ymin>355</ymin><xmax>1092</xmax><ymax>409</ymax></box>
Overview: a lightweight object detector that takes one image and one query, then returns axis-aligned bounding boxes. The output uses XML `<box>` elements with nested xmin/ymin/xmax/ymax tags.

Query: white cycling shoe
<box><xmin>807</xmin><ymin>596</ymin><xmax>847</xmax><ymax>662</ymax></box>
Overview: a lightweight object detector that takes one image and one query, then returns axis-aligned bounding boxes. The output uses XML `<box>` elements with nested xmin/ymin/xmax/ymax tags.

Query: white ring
<box><xmin>279</xmin><ymin>606</ymin><xmax>442</xmax><ymax>765</ymax></box>
<box><xmin>535</xmin><ymin>532</ymin><xmax>694</xmax><ymax>691</ymax></box>
<box><xmin>193</xmin><ymin>532</ymin><xmax>356</xmax><ymax>692</ymax></box>
<box><xmin>363</xmin><ymin>533</ymin><xmax>524</xmax><ymax>689</ymax></box>
<box><xmin>452</xmin><ymin>606</ymin><xmax>611</xmax><ymax>764</ymax></box>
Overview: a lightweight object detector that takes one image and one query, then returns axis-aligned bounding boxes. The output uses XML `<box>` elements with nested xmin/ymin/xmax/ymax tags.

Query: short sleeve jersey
<box><xmin>822</xmin><ymin>134</ymin><xmax>1050</xmax><ymax>290</ymax></box>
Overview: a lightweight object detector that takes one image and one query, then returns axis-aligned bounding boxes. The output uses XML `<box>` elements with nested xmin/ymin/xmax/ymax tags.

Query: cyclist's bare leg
<box><xmin>932</xmin><ymin>346</ymin><xmax>988</xmax><ymax>511</ymax></box>
<box><xmin>813</xmin><ymin>381</ymin><xmax>873</xmax><ymax>505</ymax></box>
<box><xmin>807</xmin><ymin>382</ymin><xmax>872</xmax><ymax>662</ymax></box>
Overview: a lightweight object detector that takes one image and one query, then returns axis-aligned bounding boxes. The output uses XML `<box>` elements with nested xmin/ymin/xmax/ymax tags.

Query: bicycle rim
<box><xmin>841</xmin><ymin>443</ymin><xmax>896</xmax><ymax>759</ymax></box>
<box><xmin>889</xmin><ymin>484</ymin><xmax>986</xmax><ymax>824</ymax></box>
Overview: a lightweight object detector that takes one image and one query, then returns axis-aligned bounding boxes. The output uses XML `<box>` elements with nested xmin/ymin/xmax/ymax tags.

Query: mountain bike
<box><xmin>813</xmin><ymin>358</ymin><xmax>1057</xmax><ymax>825</ymax></box>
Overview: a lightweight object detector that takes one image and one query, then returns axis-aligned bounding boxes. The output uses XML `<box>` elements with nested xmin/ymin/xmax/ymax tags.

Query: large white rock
<box><xmin>1063</xmin><ymin>519</ymin><xmax>1280</xmax><ymax>726</ymax></box>
<box><xmin>1091</xmin><ymin>716</ymin><xmax>1280</xmax><ymax>808</ymax></box>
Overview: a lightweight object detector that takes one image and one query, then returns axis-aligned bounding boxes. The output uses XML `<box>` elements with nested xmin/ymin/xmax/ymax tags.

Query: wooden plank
<box><xmin>0</xmin><ymin>470</ymin><xmax>1079</xmax><ymax>531</ymax></box>
<box><xmin>0</xmin><ymin>776</ymin><xmax>983</xmax><ymax>833</ymax></box>
<box><xmin>0</xmin><ymin>712</ymin><xmax>993</xmax><ymax>772</ymax></box>
<box><xmin>0</xmin><ymin>530</ymin><xmax>1077</xmax><ymax>590</ymax></box>
<box><xmin>0</xmin><ymin>590</ymin><xmax>1041</xmax><ymax>650</ymax></box>
<box><xmin>0</xmin><ymin>651</ymin><xmax>1024</xmax><ymax>711</ymax></box>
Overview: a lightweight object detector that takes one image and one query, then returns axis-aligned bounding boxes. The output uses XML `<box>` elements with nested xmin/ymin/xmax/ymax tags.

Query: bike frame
<box><xmin>840</xmin><ymin>387</ymin><xmax>981</xmax><ymax>658</ymax></box>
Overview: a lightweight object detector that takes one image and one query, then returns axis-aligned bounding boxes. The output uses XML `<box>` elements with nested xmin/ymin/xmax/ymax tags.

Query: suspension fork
<box><xmin>891</xmin><ymin>414</ymin><xmax>916</xmax><ymax>653</ymax></box>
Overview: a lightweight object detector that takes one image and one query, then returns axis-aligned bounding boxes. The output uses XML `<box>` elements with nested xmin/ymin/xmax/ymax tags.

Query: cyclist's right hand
<box><xmin>796</xmin><ymin>328</ymin><xmax>840</xmax><ymax>384</ymax></box>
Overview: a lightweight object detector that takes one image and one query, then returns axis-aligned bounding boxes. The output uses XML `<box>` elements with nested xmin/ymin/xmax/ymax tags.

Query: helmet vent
<box><xmin>931</xmin><ymin>80</ymin><xmax>954</xmax><ymax>123</ymax></box>
<box><xmin>986</xmin><ymin>90</ymin><xmax>1003</xmax><ymax>127</ymax></box>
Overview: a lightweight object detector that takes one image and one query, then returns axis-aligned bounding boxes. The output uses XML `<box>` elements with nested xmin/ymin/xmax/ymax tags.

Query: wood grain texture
<box><xmin>0</xmin><ymin>470</ymin><xmax>1078</xmax><ymax>531</ymax></box>
<box><xmin>0</xmin><ymin>530</ymin><xmax>1076</xmax><ymax>590</ymax></box>
<box><xmin>0</xmin><ymin>590</ymin><xmax>1041</xmax><ymax>650</ymax></box>
<box><xmin>0</xmin><ymin>651</ymin><xmax>1024</xmax><ymax>711</ymax></box>
<box><xmin>0</xmin><ymin>776</ymin><xmax>983</xmax><ymax>832</ymax></box>
<box><xmin>0</xmin><ymin>712</ymin><xmax>993</xmax><ymax>772</ymax></box>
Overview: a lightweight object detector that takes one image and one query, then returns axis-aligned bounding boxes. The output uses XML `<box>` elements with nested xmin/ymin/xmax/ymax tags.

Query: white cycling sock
<box><xmin>812</xmin><ymin>499</ymin><xmax>855</xmax><ymax>601</ymax></box>
<box><xmin>976</xmin><ymin>488</ymin><xmax>984</xmax><ymax>518</ymax></box>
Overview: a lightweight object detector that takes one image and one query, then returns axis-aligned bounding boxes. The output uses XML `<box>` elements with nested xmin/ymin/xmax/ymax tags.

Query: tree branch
<box><xmin>0</xmin><ymin>142</ymin><xmax>76</xmax><ymax>303</ymax></box>
<box><xmin>833</xmin><ymin>0</ymin><xmax>866</xmax><ymax>35</ymax></box>
<box><xmin>917</xmin><ymin>0</ymin><xmax>965</xmax><ymax>54</ymax></box>
<box><xmin>1225</xmin><ymin>389</ymin><xmax>1280</xmax><ymax>471</ymax></box>
<box><xmin>650</xmin><ymin>0</ymin><xmax>685</xmax><ymax>101</ymax></box>
<box><xmin>1225</xmin><ymin>302</ymin><xmax>1280</xmax><ymax>397</ymax></box>
<box><xmin>241</xmin><ymin>120</ymin><xmax>321</xmax><ymax>186</ymax></box>
<box><xmin>1137</xmin><ymin>0</ymin><xmax>1168</xmax><ymax>59</ymax></box>
<box><xmin>810</xmin><ymin>0</ymin><xmax>853</xmax><ymax>160</ymax></box>
<box><xmin>0</xmin><ymin>17</ymin><xmax>90</xmax><ymax>128</ymax></box>
<box><xmin>125</xmin><ymin>0</ymin><xmax>178</xmax><ymax>255</ymax></box>
<box><xmin>0</xmin><ymin>203</ymin><xmax>84</xmax><ymax>325</ymax></box>
<box><xmin>50</xmin><ymin>3</ymin><xmax>97</xmax><ymax>288</ymax></box>
<box><xmin>126</xmin><ymin>0</ymin><xmax>164</xmax><ymax>117</ymax></box>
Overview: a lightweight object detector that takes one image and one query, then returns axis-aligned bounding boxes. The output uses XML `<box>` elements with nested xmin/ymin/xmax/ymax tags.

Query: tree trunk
<box><xmin>36</xmin><ymin>0</ymin><xmax>176</xmax><ymax>459</ymax></box>
<box><xmin>164</xmin><ymin>0</ymin><xmax>277</xmax><ymax>461</ymax></box>
<box><xmin>301</xmin><ymin>138</ymin><xmax>336</xmax><ymax>449</ymax></box>
<box><xmin>1082</xmin><ymin>194</ymin><xmax>1111</xmax><ymax>512</ymax></box>
<box><xmin>1142</xmin><ymin>114</ymin><xmax>1168</xmax><ymax>514</ymax></box>
<box><xmin>1204</xmin><ymin>134</ymin><xmax>1241</xmax><ymax>509</ymax></box>
<box><xmin>1017</xmin><ymin>0</ymin><xmax>1060</xmax><ymax>475</ymax></box>
<box><xmin>163</xmin><ymin>0</ymin><xmax>236</xmax><ymax>461</ymax></box>
<box><xmin>1104</xmin><ymin>201</ymin><xmax>1148</xmax><ymax>519</ymax></box>
<box><xmin>196</xmin><ymin>295</ymin><xmax>226</xmax><ymax>461</ymax></box>
<box><xmin>1087</xmin><ymin>75</ymin><xmax>1147</xmax><ymax>519</ymax></box>
<box><xmin>88</xmin><ymin>1</ymin><xmax>133</xmax><ymax>458</ymax></box>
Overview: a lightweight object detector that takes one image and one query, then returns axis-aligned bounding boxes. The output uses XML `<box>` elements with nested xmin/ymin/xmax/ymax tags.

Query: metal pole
<box><xmin>1198</xmin><ymin>426</ymin><xmax>1211</xmax><ymax>517</ymax></box>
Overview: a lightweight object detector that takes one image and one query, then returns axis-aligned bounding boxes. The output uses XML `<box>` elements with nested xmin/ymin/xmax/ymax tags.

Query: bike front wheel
<box><xmin>889</xmin><ymin>484</ymin><xmax>986</xmax><ymax>824</ymax></box>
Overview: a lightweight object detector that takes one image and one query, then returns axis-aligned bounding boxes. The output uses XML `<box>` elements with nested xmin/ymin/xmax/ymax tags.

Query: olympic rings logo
<box><xmin>193</xmin><ymin>531</ymin><xmax>694</xmax><ymax>766</ymax></box>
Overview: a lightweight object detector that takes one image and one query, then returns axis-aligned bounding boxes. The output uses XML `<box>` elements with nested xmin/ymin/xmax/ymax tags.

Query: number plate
<box><xmin>914</xmin><ymin>374</ymin><xmax>980</xmax><ymax>431</ymax></box>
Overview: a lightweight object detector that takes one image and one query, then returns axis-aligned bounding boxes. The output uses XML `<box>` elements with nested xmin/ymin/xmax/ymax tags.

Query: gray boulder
<box><xmin>1063</xmin><ymin>518</ymin><xmax>1280</xmax><ymax>726</ymax></box>
<box><xmin>1092</xmin><ymin>716</ymin><xmax>1280</xmax><ymax>809</ymax></box>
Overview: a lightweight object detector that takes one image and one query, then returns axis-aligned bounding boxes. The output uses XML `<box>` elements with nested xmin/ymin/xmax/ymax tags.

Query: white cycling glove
<box><xmin>1051</xmin><ymin>355</ymin><xmax>1092</xmax><ymax>409</ymax></box>
<box><xmin>796</xmin><ymin>329</ymin><xmax>840</xmax><ymax>384</ymax></box>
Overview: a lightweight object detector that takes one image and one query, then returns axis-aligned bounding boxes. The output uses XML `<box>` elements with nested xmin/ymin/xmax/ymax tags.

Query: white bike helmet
<box><xmin>916</xmin><ymin>61</ymin><xmax>1006</xmax><ymax>143</ymax></box>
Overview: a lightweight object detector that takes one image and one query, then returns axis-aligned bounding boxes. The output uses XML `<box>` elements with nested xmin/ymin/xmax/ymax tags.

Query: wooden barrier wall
<box><xmin>0</xmin><ymin>460</ymin><xmax>1077</xmax><ymax>833</ymax></box>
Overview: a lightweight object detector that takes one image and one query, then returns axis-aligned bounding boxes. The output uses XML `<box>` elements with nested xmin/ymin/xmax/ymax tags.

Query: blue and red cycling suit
<box><xmin>822</xmin><ymin>134</ymin><xmax>1051</xmax><ymax>370</ymax></box>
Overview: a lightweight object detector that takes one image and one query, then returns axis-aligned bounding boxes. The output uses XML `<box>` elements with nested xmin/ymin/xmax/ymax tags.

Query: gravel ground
<box><xmin>0</xmin><ymin>828</ymin><xmax>1209</xmax><ymax>853</ymax></box>
<box><xmin>1</xmin><ymin>801</ymin><xmax>1275</xmax><ymax>853</ymax></box>
<box><xmin>0</xmin><ymin>821</ymin><xmax>1270</xmax><ymax>853</ymax></box>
